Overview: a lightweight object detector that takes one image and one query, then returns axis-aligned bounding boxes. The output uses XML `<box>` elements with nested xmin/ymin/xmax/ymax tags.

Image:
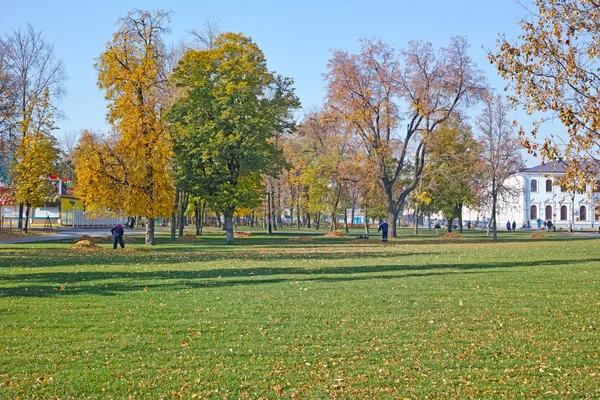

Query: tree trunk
<box><xmin>364</xmin><ymin>202</ymin><xmax>369</xmax><ymax>234</ymax></box>
<box><xmin>387</xmin><ymin>209</ymin><xmax>400</xmax><ymax>238</ymax></box>
<box><xmin>344</xmin><ymin>207</ymin><xmax>349</xmax><ymax>233</ymax></box>
<box><xmin>296</xmin><ymin>196</ymin><xmax>301</xmax><ymax>229</ymax></box>
<box><xmin>277</xmin><ymin>184</ymin><xmax>283</xmax><ymax>228</ymax></box>
<box><xmin>458</xmin><ymin>203</ymin><xmax>463</xmax><ymax>233</ymax></box>
<box><xmin>23</xmin><ymin>204</ymin><xmax>30</xmax><ymax>233</ymax></box>
<box><xmin>215</xmin><ymin>211</ymin><xmax>222</xmax><ymax>228</ymax></box>
<box><xmin>145</xmin><ymin>217</ymin><xmax>155</xmax><ymax>245</ymax></box>
<box><xmin>178</xmin><ymin>192</ymin><xmax>189</xmax><ymax>238</ymax></box>
<box><xmin>18</xmin><ymin>203</ymin><xmax>24</xmax><ymax>230</ymax></box>
<box><xmin>315</xmin><ymin>212</ymin><xmax>321</xmax><ymax>230</ymax></box>
<box><xmin>224</xmin><ymin>208</ymin><xmax>234</xmax><ymax>244</ymax></box>
<box><xmin>447</xmin><ymin>217</ymin><xmax>454</xmax><ymax>233</ymax></box>
<box><xmin>271</xmin><ymin>191</ymin><xmax>277</xmax><ymax>231</ymax></box>
<box><xmin>306</xmin><ymin>213</ymin><xmax>311</xmax><ymax>228</ymax></box>
<box><xmin>195</xmin><ymin>207</ymin><xmax>201</xmax><ymax>236</ymax></box>
<box><xmin>491</xmin><ymin>183</ymin><xmax>498</xmax><ymax>241</ymax></box>
<box><xmin>170</xmin><ymin>211</ymin><xmax>176</xmax><ymax>241</ymax></box>
<box><xmin>414</xmin><ymin>202</ymin><xmax>420</xmax><ymax>235</ymax></box>
<box><xmin>351</xmin><ymin>202</ymin><xmax>356</xmax><ymax>229</ymax></box>
<box><xmin>250</xmin><ymin>210</ymin><xmax>255</xmax><ymax>228</ymax></box>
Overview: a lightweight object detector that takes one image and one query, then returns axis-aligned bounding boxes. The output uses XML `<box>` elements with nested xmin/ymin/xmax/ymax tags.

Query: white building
<box><xmin>493</xmin><ymin>162</ymin><xmax>600</xmax><ymax>230</ymax></box>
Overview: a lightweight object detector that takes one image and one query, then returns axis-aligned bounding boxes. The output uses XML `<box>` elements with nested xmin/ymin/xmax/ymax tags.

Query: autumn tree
<box><xmin>489</xmin><ymin>0</ymin><xmax>600</xmax><ymax>181</ymax></box>
<box><xmin>423</xmin><ymin>116</ymin><xmax>480</xmax><ymax>233</ymax></box>
<box><xmin>1</xmin><ymin>23</ymin><xmax>66</xmax><ymax>229</ymax></box>
<box><xmin>326</xmin><ymin>37</ymin><xmax>486</xmax><ymax>237</ymax></box>
<box><xmin>297</xmin><ymin>110</ymin><xmax>356</xmax><ymax>232</ymax></box>
<box><xmin>12</xmin><ymin>88</ymin><xmax>59</xmax><ymax>233</ymax></box>
<box><xmin>475</xmin><ymin>93</ymin><xmax>525</xmax><ymax>240</ymax></box>
<box><xmin>168</xmin><ymin>33</ymin><xmax>299</xmax><ymax>244</ymax></box>
<box><xmin>74</xmin><ymin>9</ymin><xmax>174</xmax><ymax>245</ymax></box>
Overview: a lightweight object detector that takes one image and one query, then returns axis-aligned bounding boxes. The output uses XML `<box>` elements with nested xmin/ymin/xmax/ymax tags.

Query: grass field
<box><xmin>0</xmin><ymin>229</ymin><xmax>599</xmax><ymax>398</ymax></box>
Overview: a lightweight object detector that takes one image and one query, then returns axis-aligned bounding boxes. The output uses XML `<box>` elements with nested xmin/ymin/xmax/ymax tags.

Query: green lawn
<box><xmin>1</xmin><ymin>230</ymin><xmax>599</xmax><ymax>398</ymax></box>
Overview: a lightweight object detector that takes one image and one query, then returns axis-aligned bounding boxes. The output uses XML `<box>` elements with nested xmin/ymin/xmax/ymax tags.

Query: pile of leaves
<box><xmin>178</xmin><ymin>234</ymin><xmax>199</xmax><ymax>242</ymax></box>
<box><xmin>324</xmin><ymin>231</ymin><xmax>347</xmax><ymax>238</ymax></box>
<box><xmin>288</xmin><ymin>236</ymin><xmax>314</xmax><ymax>242</ymax></box>
<box><xmin>441</xmin><ymin>232</ymin><xmax>462</xmax><ymax>238</ymax></box>
<box><xmin>69</xmin><ymin>239</ymin><xmax>100</xmax><ymax>249</ymax></box>
<box><xmin>234</xmin><ymin>232</ymin><xmax>251</xmax><ymax>238</ymax></box>
<box><xmin>532</xmin><ymin>233</ymin><xmax>546</xmax><ymax>239</ymax></box>
<box><xmin>74</xmin><ymin>235</ymin><xmax>104</xmax><ymax>244</ymax></box>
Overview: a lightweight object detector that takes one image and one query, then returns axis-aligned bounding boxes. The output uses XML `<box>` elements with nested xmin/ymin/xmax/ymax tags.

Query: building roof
<box><xmin>520</xmin><ymin>162</ymin><xmax>567</xmax><ymax>174</ymax></box>
<box><xmin>521</xmin><ymin>160</ymin><xmax>600</xmax><ymax>174</ymax></box>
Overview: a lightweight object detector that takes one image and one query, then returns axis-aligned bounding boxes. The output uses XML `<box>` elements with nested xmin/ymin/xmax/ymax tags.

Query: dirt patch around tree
<box><xmin>288</xmin><ymin>236</ymin><xmax>315</xmax><ymax>242</ymax></box>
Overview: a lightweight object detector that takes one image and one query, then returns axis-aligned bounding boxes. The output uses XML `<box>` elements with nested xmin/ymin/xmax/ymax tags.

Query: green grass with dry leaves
<box><xmin>0</xmin><ymin>229</ymin><xmax>599</xmax><ymax>398</ymax></box>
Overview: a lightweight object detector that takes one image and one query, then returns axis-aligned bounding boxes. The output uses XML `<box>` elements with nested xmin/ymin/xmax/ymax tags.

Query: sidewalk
<box><xmin>0</xmin><ymin>227</ymin><xmax>135</xmax><ymax>245</ymax></box>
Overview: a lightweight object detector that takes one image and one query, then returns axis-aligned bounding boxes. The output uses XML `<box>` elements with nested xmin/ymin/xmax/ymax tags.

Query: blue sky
<box><xmin>2</xmin><ymin>0</ymin><xmax>541</xmax><ymax>161</ymax></box>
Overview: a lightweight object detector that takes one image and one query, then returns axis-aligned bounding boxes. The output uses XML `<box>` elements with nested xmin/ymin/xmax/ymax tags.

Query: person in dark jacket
<box><xmin>378</xmin><ymin>220</ymin><xmax>389</xmax><ymax>242</ymax></box>
<box><xmin>506</xmin><ymin>220</ymin><xmax>511</xmax><ymax>231</ymax></box>
<box><xmin>512</xmin><ymin>221</ymin><xmax>516</xmax><ymax>231</ymax></box>
<box><xmin>111</xmin><ymin>224</ymin><xmax>125</xmax><ymax>249</ymax></box>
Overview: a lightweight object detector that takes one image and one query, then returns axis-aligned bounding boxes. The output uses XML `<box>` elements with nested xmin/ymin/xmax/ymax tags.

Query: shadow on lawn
<box><xmin>0</xmin><ymin>247</ymin><xmax>439</xmax><ymax>269</ymax></box>
<box><xmin>0</xmin><ymin>256</ymin><xmax>594</xmax><ymax>298</ymax></box>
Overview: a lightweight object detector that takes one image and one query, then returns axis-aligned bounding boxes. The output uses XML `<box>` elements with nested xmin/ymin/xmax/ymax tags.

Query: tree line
<box><xmin>3</xmin><ymin>2</ymin><xmax>593</xmax><ymax>243</ymax></box>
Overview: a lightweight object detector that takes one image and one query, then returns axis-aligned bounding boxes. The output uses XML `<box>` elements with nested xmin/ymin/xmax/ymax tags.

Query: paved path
<box><xmin>0</xmin><ymin>227</ymin><xmax>138</xmax><ymax>244</ymax></box>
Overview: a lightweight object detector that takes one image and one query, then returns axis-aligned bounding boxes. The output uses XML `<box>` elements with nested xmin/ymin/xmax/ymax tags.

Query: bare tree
<box><xmin>1</xmin><ymin>23</ymin><xmax>67</xmax><ymax>229</ymax></box>
<box><xmin>0</xmin><ymin>43</ymin><xmax>17</xmax><ymax>184</ymax></box>
<box><xmin>476</xmin><ymin>93</ymin><xmax>524</xmax><ymax>240</ymax></box>
<box><xmin>326</xmin><ymin>37</ymin><xmax>486</xmax><ymax>237</ymax></box>
<box><xmin>188</xmin><ymin>17</ymin><xmax>221</xmax><ymax>50</ymax></box>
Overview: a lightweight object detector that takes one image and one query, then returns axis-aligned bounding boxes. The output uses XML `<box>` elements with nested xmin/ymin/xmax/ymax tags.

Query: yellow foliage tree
<box><xmin>74</xmin><ymin>9</ymin><xmax>174</xmax><ymax>245</ymax></box>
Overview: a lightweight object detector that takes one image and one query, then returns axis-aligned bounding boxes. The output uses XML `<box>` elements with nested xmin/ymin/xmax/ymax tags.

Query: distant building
<box><xmin>478</xmin><ymin>162</ymin><xmax>600</xmax><ymax>230</ymax></box>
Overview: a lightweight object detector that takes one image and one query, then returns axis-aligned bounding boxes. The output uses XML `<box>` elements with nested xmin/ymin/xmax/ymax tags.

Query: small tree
<box><xmin>424</xmin><ymin>116</ymin><xmax>480</xmax><ymax>233</ymax></box>
<box><xmin>476</xmin><ymin>93</ymin><xmax>524</xmax><ymax>240</ymax></box>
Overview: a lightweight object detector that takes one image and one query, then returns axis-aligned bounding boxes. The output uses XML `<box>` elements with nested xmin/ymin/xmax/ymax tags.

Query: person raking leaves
<box><xmin>111</xmin><ymin>223</ymin><xmax>125</xmax><ymax>249</ymax></box>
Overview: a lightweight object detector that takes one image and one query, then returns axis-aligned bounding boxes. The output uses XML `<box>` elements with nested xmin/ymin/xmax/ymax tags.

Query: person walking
<box><xmin>433</xmin><ymin>219</ymin><xmax>440</xmax><ymax>234</ymax></box>
<box><xmin>378</xmin><ymin>220</ymin><xmax>389</xmax><ymax>242</ymax></box>
<box><xmin>111</xmin><ymin>223</ymin><xmax>125</xmax><ymax>249</ymax></box>
<box><xmin>506</xmin><ymin>220</ymin><xmax>511</xmax><ymax>231</ymax></box>
<box><xmin>512</xmin><ymin>221</ymin><xmax>516</xmax><ymax>231</ymax></box>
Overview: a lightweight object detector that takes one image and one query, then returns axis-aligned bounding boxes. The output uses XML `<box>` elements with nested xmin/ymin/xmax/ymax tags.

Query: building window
<box><xmin>560</xmin><ymin>205</ymin><xmax>568</xmax><ymax>220</ymax></box>
<box><xmin>580</xmin><ymin>206</ymin><xmax>587</xmax><ymax>221</ymax></box>
<box><xmin>531</xmin><ymin>179</ymin><xmax>538</xmax><ymax>192</ymax></box>
<box><xmin>545</xmin><ymin>205</ymin><xmax>552</xmax><ymax>219</ymax></box>
<box><xmin>546</xmin><ymin>179</ymin><xmax>552</xmax><ymax>192</ymax></box>
<box><xmin>530</xmin><ymin>205</ymin><xmax>538</xmax><ymax>220</ymax></box>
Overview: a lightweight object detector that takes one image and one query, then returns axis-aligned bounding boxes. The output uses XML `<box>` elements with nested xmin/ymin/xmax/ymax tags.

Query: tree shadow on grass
<box><xmin>0</xmin><ymin>247</ymin><xmax>440</xmax><ymax>269</ymax></box>
<box><xmin>0</xmin><ymin>256</ymin><xmax>592</xmax><ymax>298</ymax></box>
<box><xmin>0</xmin><ymin>268</ymin><xmax>501</xmax><ymax>298</ymax></box>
